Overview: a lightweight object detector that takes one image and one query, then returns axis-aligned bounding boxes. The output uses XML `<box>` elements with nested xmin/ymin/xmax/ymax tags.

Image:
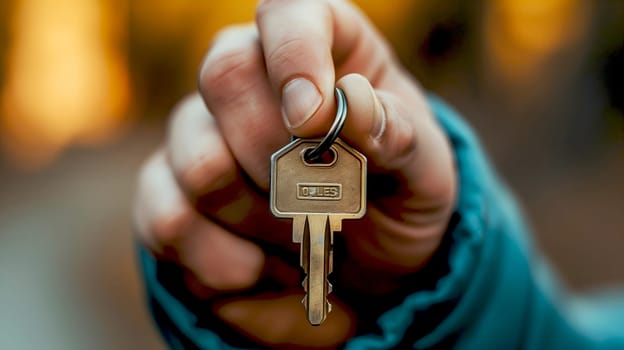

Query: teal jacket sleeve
<box><xmin>138</xmin><ymin>96</ymin><xmax>624</xmax><ymax>349</ymax></box>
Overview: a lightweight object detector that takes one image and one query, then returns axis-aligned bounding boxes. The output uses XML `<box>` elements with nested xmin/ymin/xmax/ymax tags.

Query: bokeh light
<box><xmin>484</xmin><ymin>0</ymin><xmax>591</xmax><ymax>83</ymax></box>
<box><xmin>1</xmin><ymin>0</ymin><xmax>129</xmax><ymax>169</ymax></box>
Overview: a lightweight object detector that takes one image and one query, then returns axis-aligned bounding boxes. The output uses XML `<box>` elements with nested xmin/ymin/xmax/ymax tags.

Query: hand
<box><xmin>133</xmin><ymin>0</ymin><xmax>456</xmax><ymax>348</ymax></box>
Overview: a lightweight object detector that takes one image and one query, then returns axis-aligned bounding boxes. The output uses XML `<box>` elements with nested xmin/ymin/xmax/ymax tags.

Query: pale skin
<box><xmin>133</xmin><ymin>0</ymin><xmax>457</xmax><ymax>349</ymax></box>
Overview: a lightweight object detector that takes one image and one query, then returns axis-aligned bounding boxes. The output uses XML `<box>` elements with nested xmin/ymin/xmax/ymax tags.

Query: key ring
<box><xmin>303</xmin><ymin>87</ymin><xmax>347</xmax><ymax>162</ymax></box>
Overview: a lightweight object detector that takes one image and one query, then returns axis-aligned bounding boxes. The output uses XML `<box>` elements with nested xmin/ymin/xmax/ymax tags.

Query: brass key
<box><xmin>270</xmin><ymin>137</ymin><xmax>366</xmax><ymax>325</ymax></box>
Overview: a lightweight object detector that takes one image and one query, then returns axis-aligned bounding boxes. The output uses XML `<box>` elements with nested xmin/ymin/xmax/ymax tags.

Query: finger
<box><xmin>256</xmin><ymin>0</ymin><xmax>394</xmax><ymax>135</ymax></box>
<box><xmin>166</xmin><ymin>94</ymin><xmax>237</xmax><ymax>196</ymax></box>
<box><xmin>336</xmin><ymin>73</ymin><xmax>456</xmax><ymax>221</ymax></box>
<box><xmin>328</xmin><ymin>74</ymin><xmax>456</xmax><ymax>272</ymax></box>
<box><xmin>165</xmin><ymin>93</ymin><xmax>295</xmax><ymax>248</ymax></box>
<box><xmin>133</xmin><ymin>150</ymin><xmax>265</xmax><ymax>291</ymax></box>
<box><xmin>214</xmin><ymin>292</ymin><xmax>354</xmax><ymax>350</ymax></box>
<box><xmin>341</xmin><ymin>207</ymin><xmax>446</xmax><ymax>276</ymax></box>
<box><xmin>198</xmin><ymin>24</ymin><xmax>289</xmax><ymax>190</ymax></box>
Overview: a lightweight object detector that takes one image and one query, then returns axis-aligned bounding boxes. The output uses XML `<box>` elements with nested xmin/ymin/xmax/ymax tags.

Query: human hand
<box><xmin>134</xmin><ymin>0</ymin><xmax>457</xmax><ymax>348</ymax></box>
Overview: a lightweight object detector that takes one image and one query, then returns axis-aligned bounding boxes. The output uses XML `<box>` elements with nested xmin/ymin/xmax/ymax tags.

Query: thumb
<box><xmin>256</xmin><ymin>0</ymin><xmax>394</xmax><ymax>137</ymax></box>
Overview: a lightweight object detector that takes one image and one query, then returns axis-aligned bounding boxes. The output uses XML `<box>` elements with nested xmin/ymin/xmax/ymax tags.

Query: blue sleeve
<box><xmin>138</xmin><ymin>96</ymin><xmax>624</xmax><ymax>349</ymax></box>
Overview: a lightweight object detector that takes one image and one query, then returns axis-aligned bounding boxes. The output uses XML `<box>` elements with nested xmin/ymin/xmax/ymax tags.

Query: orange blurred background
<box><xmin>0</xmin><ymin>1</ymin><xmax>622</xmax><ymax>348</ymax></box>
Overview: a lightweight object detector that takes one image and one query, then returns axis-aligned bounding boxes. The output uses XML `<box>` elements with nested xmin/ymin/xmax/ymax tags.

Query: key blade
<box><xmin>292</xmin><ymin>215</ymin><xmax>305</xmax><ymax>243</ymax></box>
<box><xmin>298</xmin><ymin>215</ymin><xmax>309</xmax><ymax>276</ymax></box>
<box><xmin>303</xmin><ymin>214</ymin><xmax>331</xmax><ymax>326</ymax></box>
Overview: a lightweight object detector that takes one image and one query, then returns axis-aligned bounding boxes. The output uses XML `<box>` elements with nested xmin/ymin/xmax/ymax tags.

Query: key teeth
<box><xmin>297</xmin><ymin>214</ymin><xmax>337</xmax><ymax>326</ymax></box>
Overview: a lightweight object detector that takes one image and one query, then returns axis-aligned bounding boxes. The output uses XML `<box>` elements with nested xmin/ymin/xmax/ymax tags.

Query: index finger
<box><xmin>256</xmin><ymin>0</ymin><xmax>391</xmax><ymax>136</ymax></box>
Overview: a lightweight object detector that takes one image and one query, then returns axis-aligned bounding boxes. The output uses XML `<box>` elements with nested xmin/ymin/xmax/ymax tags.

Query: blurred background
<box><xmin>0</xmin><ymin>0</ymin><xmax>622</xmax><ymax>348</ymax></box>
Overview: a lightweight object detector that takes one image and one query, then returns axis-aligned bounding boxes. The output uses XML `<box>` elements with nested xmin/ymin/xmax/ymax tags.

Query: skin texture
<box><xmin>133</xmin><ymin>0</ymin><xmax>457</xmax><ymax>348</ymax></box>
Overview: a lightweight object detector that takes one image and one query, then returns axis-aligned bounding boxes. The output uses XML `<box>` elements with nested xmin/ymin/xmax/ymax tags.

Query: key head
<box><xmin>270</xmin><ymin>137</ymin><xmax>366</xmax><ymax>219</ymax></box>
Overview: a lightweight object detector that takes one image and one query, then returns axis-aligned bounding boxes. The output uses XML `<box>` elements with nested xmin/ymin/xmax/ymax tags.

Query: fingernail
<box><xmin>371</xmin><ymin>94</ymin><xmax>387</xmax><ymax>142</ymax></box>
<box><xmin>281</xmin><ymin>78</ymin><xmax>322</xmax><ymax>129</ymax></box>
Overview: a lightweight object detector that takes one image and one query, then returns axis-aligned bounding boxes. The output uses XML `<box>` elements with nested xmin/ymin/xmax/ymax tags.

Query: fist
<box><xmin>134</xmin><ymin>0</ymin><xmax>457</xmax><ymax>348</ymax></box>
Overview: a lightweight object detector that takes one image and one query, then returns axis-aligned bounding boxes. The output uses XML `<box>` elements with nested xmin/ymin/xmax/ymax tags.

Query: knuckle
<box><xmin>255</xmin><ymin>0</ymin><xmax>277</xmax><ymax>19</ymax></box>
<box><xmin>178</xmin><ymin>146</ymin><xmax>236</xmax><ymax>196</ymax></box>
<box><xmin>165</xmin><ymin>96</ymin><xmax>235</xmax><ymax>196</ymax></box>
<box><xmin>133</xmin><ymin>159</ymin><xmax>155</xmax><ymax>243</ymax></box>
<box><xmin>166</xmin><ymin>94</ymin><xmax>206</xmax><ymax>141</ymax></box>
<box><xmin>265</xmin><ymin>37</ymin><xmax>309</xmax><ymax>79</ymax></box>
<box><xmin>393</xmin><ymin>123</ymin><xmax>418</xmax><ymax>166</ymax></box>
<box><xmin>219</xmin><ymin>243</ymin><xmax>264</xmax><ymax>289</ymax></box>
<box><xmin>220</xmin><ymin>264</ymin><xmax>261</xmax><ymax>290</ymax></box>
<box><xmin>138</xmin><ymin>152</ymin><xmax>196</xmax><ymax>245</ymax></box>
<box><xmin>201</xmin><ymin>51</ymin><xmax>255</xmax><ymax>97</ymax></box>
<box><xmin>168</xmin><ymin>94</ymin><xmax>204</xmax><ymax>128</ymax></box>
<box><xmin>199</xmin><ymin>32</ymin><xmax>260</xmax><ymax>106</ymax></box>
<box><xmin>149</xmin><ymin>204</ymin><xmax>195</xmax><ymax>245</ymax></box>
<box><xmin>194</xmin><ymin>255</ymin><xmax>262</xmax><ymax>291</ymax></box>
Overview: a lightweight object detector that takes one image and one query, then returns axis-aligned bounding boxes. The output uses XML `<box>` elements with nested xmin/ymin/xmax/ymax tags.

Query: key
<box><xmin>270</xmin><ymin>137</ymin><xmax>366</xmax><ymax>325</ymax></box>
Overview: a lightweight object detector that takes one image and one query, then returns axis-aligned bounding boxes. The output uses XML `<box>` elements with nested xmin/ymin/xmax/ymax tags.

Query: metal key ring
<box><xmin>303</xmin><ymin>87</ymin><xmax>347</xmax><ymax>162</ymax></box>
